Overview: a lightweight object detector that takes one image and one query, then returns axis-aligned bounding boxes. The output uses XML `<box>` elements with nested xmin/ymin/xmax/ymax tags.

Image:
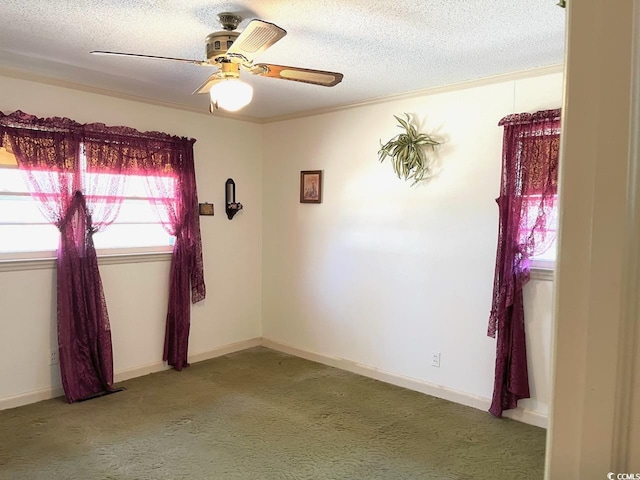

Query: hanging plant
<box><xmin>378</xmin><ymin>114</ymin><xmax>440</xmax><ymax>186</ymax></box>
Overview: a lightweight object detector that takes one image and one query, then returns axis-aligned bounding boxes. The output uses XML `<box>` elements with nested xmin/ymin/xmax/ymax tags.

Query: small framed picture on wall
<box><xmin>300</xmin><ymin>170</ymin><xmax>323</xmax><ymax>204</ymax></box>
<box><xmin>198</xmin><ymin>202</ymin><xmax>214</xmax><ymax>216</ymax></box>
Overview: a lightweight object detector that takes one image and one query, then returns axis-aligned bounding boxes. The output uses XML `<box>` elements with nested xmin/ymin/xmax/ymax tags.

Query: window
<box><xmin>514</xmin><ymin>126</ymin><xmax>560</xmax><ymax>269</ymax></box>
<box><xmin>1</xmin><ymin>109</ymin><xmax>204</xmax><ymax>381</ymax></box>
<box><xmin>0</xmin><ymin>147</ymin><xmax>174</xmax><ymax>258</ymax></box>
<box><xmin>523</xmin><ymin>194</ymin><xmax>558</xmax><ymax>269</ymax></box>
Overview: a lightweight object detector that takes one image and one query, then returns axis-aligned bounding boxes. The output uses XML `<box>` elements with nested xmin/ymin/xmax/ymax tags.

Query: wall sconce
<box><xmin>225</xmin><ymin>178</ymin><xmax>243</xmax><ymax>220</ymax></box>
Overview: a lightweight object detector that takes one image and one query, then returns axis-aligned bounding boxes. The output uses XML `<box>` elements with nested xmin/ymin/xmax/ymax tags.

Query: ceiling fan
<box><xmin>91</xmin><ymin>13</ymin><xmax>344</xmax><ymax>112</ymax></box>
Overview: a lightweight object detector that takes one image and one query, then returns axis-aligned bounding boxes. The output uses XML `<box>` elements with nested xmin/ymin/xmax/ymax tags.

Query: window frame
<box><xmin>0</xmin><ymin>147</ymin><xmax>177</xmax><ymax>264</ymax></box>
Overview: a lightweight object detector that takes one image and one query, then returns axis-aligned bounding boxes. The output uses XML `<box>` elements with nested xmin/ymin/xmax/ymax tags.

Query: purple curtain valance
<box><xmin>0</xmin><ymin>111</ymin><xmax>197</xmax><ymax>175</ymax></box>
<box><xmin>498</xmin><ymin>108</ymin><xmax>561</xmax><ymax>127</ymax></box>
<box><xmin>0</xmin><ymin>110</ymin><xmax>195</xmax><ymax>144</ymax></box>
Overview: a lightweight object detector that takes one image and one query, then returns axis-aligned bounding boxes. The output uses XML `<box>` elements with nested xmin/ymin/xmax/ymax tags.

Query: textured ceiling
<box><xmin>0</xmin><ymin>1</ymin><xmax>565</xmax><ymax>121</ymax></box>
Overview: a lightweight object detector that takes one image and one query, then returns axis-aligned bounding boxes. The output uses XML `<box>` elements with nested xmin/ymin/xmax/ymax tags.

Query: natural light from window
<box><xmin>523</xmin><ymin>195</ymin><xmax>558</xmax><ymax>269</ymax></box>
<box><xmin>0</xmin><ymin>164</ymin><xmax>175</xmax><ymax>257</ymax></box>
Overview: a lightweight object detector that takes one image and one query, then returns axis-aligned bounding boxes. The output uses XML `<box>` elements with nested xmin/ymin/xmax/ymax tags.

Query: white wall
<box><xmin>0</xmin><ymin>71</ymin><xmax>561</xmax><ymax>426</ymax></box>
<box><xmin>0</xmin><ymin>75</ymin><xmax>263</xmax><ymax>405</ymax></box>
<box><xmin>262</xmin><ymin>72</ymin><xmax>562</xmax><ymax>423</ymax></box>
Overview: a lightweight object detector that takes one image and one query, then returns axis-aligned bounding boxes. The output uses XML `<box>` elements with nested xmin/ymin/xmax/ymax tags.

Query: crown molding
<box><xmin>0</xmin><ymin>66</ymin><xmax>259</xmax><ymax>124</ymax></box>
<box><xmin>263</xmin><ymin>64</ymin><xmax>565</xmax><ymax>124</ymax></box>
<box><xmin>0</xmin><ymin>64</ymin><xmax>563</xmax><ymax>125</ymax></box>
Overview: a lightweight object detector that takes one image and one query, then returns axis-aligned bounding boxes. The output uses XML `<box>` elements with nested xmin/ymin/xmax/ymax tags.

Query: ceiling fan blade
<box><xmin>250</xmin><ymin>64</ymin><xmax>343</xmax><ymax>87</ymax></box>
<box><xmin>90</xmin><ymin>51</ymin><xmax>210</xmax><ymax>66</ymax></box>
<box><xmin>226</xmin><ymin>20</ymin><xmax>286</xmax><ymax>63</ymax></box>
<box><xmin>192</xmin><ymin>73</ymin><xmax>222</xmax><ymax>95</ymax></box>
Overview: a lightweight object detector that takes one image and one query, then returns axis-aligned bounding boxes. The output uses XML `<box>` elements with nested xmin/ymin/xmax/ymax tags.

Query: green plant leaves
<box><xmin>378</xmin><ymin>113</ymin><xmax>440</xmax><ymax>186</ymax></box>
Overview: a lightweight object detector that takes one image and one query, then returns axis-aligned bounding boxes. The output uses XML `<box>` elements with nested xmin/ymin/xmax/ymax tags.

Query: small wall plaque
<box><xmin>199</xmin><ymin>203</ymin><xmax>214</xmax><ymax>216</ymax></box>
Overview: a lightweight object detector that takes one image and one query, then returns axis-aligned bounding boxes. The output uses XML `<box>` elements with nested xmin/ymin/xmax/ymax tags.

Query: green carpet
<box><xmin>0</xmin><ymin>347</ymin><xmax>546</xmax><ymax>479</ymax></box>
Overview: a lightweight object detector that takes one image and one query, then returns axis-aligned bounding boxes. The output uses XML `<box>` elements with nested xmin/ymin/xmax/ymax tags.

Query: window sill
<box><xmin>0</xmin><ymin>249</ymin><xmax>172</xmax><ymax>273</ymax></box>
<box><xmin>531</xmin><ymin>267</ymin><xmax>554</xmax><ymax>282</ymax></box>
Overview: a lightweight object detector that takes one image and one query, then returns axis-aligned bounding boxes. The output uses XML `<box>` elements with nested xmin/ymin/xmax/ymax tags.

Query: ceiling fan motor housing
<box><xmin>206</xmin><ymin>31</ymin><xmax>240</xmax><ymax>63</ymax></box>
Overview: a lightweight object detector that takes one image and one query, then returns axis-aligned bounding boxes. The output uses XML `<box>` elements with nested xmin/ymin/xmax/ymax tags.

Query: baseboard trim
<box><xmin>1</xmin><ymin>336</ymin><xmax>548</xmax><ymax>428</ymax></box>
<box><xmin>112</xmin><ymin>361</ymin><xmax>170</xmax><ymax>383</ymax></box>
<box><xmin>188</xmin><ymin>337</ymin><xmax>262</xmax><ymax>364</ymax></box>
<box><xmin>261</xmin><ymin>338</ymin><xmax>548</xmax><ymax>429</ymax></box>
<box><xmin>503</xmin><ymin>405</ymin><xmax>548</xmax><ymax>427</ymax></box>
<box><xmin>0</xmin><ymin>385</ymin><xmax>66</xmax><ymax>411</ymax></box>
<box><xmin>0</xmin><ymin>337</ymin><xmax>262</xmax><ymax>411</ymax></box>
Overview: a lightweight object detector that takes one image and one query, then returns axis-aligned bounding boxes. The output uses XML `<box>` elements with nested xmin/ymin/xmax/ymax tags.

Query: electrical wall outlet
<box><xmin>431</xmin><ymin>352</ymin><xmax>441</xmax><ymax>368</ymax></box>
<box><xmin>49</xmin><ymin>351</ymin><xmax>59</xmax><ymax>365</ymax></box>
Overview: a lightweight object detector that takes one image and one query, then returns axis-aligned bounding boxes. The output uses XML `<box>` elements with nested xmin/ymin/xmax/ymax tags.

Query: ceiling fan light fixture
<box><xmin>209</xmin><ymin>77</ymin><xmax>253</xmax><ymax>112</ymax></box>
<box><xmin>91</xmin><ymin>15</ymin><xmax>343</xmax><ymax>114</ymax></box>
